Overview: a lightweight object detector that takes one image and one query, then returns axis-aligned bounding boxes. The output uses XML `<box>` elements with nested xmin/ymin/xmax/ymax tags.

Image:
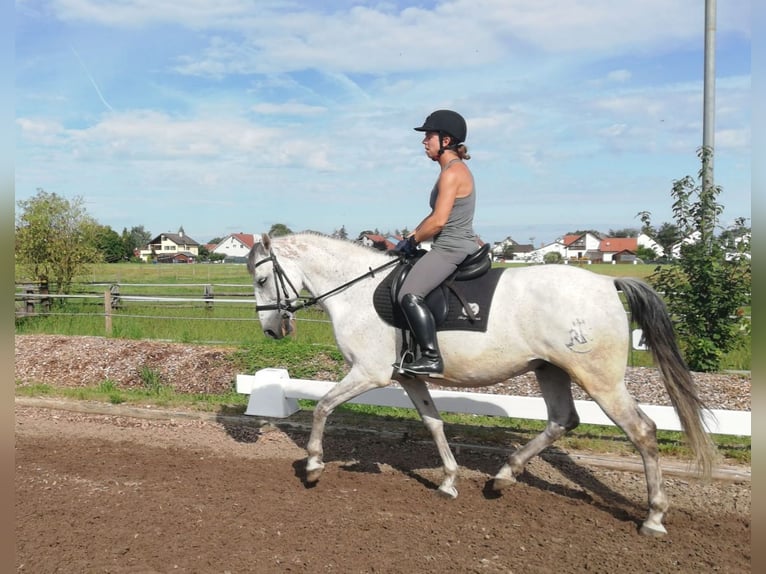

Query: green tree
<box><xmin>607</xmin><ymin>228</ymin><xmax>638</xmax><ymax>238</ymax></box>
<box><xmin>635</xmin><ymin>245</ymin><xmax>658</xmax><ymax>262</ymax></box>
<box><xmin>639</xmin><ymin>148</ymin><xmax>751</xmax><ymax>372</ymax></box>
<box><xmin>269</xmin><ymin>223</ymin><xmax>293</xmax><ymax>237</ymax></box>
<box><xmin>93</xmin><ymin>225</ymin><xmax>124</xmax><ymax>263</ymax></box>
<box><xmin>15</xmin><ymin>189</ymin><xmax>102</xmax><ymax>292</ymax></box>
<box><xmin>637</xmin><ymin>215</ymin><xmax>682</xmax><ymax>261</ymax></box>
<box><xmin>543</xmin><ymin>252</ymin><xmax>563</xmax><ymax>264</ymax></box>
<box><xmin>332</xmin><ymin>225</ymin><xmax>348</xmax><ymax>240</ymax></box>
<box><xmin>122</xmin><ymin>225</ymin><xmax>152</xmax><ymax>261</ymax></box>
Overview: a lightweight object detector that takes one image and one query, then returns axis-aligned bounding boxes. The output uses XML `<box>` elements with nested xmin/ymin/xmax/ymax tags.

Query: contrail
<box><xmin>70</xmin><ymin>45</ymin><xmax>114</xmax><ymax>112</ymax></box>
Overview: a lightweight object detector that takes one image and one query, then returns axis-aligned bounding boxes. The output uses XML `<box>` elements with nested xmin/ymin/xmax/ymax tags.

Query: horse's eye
<box><xmin>257</xmin><ymin>277</ymin><xmax>267</xmax><ymax>287</ymax></box>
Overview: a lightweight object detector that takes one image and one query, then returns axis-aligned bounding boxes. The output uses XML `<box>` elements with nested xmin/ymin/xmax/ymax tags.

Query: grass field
<box><xmin>15</xmin><ymin>260</ymin><xmax>749</xmax><ymax>370</ymax></box>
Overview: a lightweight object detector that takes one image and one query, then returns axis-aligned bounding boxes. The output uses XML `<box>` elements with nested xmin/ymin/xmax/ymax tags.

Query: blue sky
<box><xmin>15</xmin><ymin>0</ymin><xmax>751</xmax><ymax>247</ymax></box>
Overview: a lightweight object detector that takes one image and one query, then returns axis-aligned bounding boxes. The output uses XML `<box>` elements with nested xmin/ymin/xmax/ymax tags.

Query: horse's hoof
<box><xmin>305</xmin><ymin>461</ymin><xmax>325</xmax><ymax>483</ymax></box>
<box><xmin>492</xmin><ymin>476</ymin><xmax>516</xmax><ymax>491</ymax></box>
<box><xmin>639</xmin><ymin>523</ymin><xmax>667</xmax><ymax>537</ymax></box>
<box><xmin>437</xmin><ymin>485</ymin><xmax>458</xmax><ymax>499</ymax></box>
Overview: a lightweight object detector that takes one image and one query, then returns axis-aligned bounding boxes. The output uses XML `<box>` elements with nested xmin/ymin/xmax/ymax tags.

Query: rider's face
<box><xmin>422</xmin><ymin>131</ymin><xmax>441</xmax><ymax>160</ymax></box>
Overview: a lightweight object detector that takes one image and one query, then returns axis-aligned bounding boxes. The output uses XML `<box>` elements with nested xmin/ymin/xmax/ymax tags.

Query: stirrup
<box><xmin>398</xmin><ymin>358</ymin><xmax>445</xmax><ymax>379</ymax></box>
<box><xmin>392</xmin><ymin>349</ymin><xmax>416</xmax><ymax>377</ymax></box>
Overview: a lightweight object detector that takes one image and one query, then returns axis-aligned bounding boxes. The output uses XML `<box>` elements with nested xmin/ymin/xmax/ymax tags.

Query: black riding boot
<box><xmin>400</xmin><ymin>293</ymin><xmax>444</xmax><ymax>377</ymax></box>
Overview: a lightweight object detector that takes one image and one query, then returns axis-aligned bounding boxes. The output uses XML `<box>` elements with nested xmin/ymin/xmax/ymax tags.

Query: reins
<box><xmin>252</xmin><ymin>249</ymin><xmax>401</xmax><ymax>314</ymax></box>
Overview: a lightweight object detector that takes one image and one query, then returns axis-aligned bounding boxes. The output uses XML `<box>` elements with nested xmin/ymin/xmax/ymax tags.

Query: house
<box><xmin>139</xmin><ymin>226</ymin><xmax>201</xmax><ymax>263</ymax></box>
<box><xmin>211</xmin><ymin>233</ymin><xmax>257</xmax><ymax>259</ymax></box>
<box><xmin>561</xmin><ymin>232</ymin><xmax>602</xmax><ymax>261</ymax></box>
<box><xmin>637</xmin><ymin>233</ymin><xmax>664</xmax><ymax>257</ymax></box>
<box><xmin>358</xmin><ymin>233</ymin><xmax>397</xmax><ymax>251</ymax></box>
<box><xmin>524</xmin><ymin>239</ymin><xmax>567</xmax><ymax>263</ymax></box>
<box><xmin>598</xmin><ymin>237</ymin><xmax>638</xmax><ymax>264</ymax></box>
<box><xmin>491</xmin><ymin>237</ymin><xmax>535</xmax><ymax>262</ymax></box>
<box><xmin>670</xmin><ymin>230</ymin><xmax>701</xmax><ymax>259</ymax></box>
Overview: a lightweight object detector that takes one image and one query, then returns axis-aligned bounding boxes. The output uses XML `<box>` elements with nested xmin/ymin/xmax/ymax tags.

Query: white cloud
<box><xmin>251</xmin><ymin>102</ymin><xmax>327</xmax><ymax>116</ymax></box>
<box><xmin>607</xmin><ymin>69</ymin><xmax>631</xmax><ymax>83</ymax></box>
<box><xmin>49</xmin><ymin>0</ymin><xmax>750</xmax><ymax>78</ymax></box>
<box><xmin>15</xmin><ymin>0</ymin><xmax>751</xmax><ymax>245</ymax></box>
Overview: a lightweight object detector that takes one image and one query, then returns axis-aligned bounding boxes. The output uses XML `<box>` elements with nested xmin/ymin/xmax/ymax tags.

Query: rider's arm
<box><xmin>411</xmin><ymin>170</ymin><xmax>459</xmax><ymax>242</ymax></box>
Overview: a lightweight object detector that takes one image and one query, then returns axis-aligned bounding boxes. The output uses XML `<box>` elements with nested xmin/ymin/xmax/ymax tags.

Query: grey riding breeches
<box><xmin>397</xmin><ymin>248</ymin><xmax>469</xmax><ymax>304</ymax></box>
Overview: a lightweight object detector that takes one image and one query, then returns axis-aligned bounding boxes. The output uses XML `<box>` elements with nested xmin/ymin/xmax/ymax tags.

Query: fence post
<box><xmin>104</xmin><ymin>290</ymin><xmax>113</xmax><ymax>336</ymax></box>
<box><xmin>204</xmin><ymin>284</ymin><xmax>213</xmax><ymax>309</ymax></box>
<box><xmin>110</xmin><ymin>284</ymin><xmax>121</xmax><ymax>309</ymax></box>
<box><xmin>39</xmin><ymin>281</ymin><xmax>50</xmax><ymax>314</ymax></box>
<box><xmin>24</xmin><ymin>284</ymin><xmax>36</xmax><ymax>315</ymax></box>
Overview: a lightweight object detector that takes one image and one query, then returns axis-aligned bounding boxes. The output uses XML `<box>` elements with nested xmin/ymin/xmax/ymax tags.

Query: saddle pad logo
<box><xmin>460</xmin><ymin>302</ymin><xmax>480</xmax><ymax>320</ymax></box>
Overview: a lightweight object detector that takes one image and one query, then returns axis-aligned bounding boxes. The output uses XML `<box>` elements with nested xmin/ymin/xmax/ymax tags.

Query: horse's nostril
<box><xmin>264</xmin><ymin>329</ymin><xmax>278</xmax><ymax>339</ymax></box>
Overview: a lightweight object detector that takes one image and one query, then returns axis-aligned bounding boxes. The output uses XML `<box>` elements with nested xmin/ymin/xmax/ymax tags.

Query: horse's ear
<box><xmin>261</xmin><ymin>233</ymin><xmax>271</xmax><ymax>251</ymax></box>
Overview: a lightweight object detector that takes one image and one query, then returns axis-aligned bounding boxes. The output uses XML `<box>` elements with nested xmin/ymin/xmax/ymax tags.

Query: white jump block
<box><xmin>236</xmin><ymin>368</ymin><xmax>750</xmax><ymax>436</ymax></box>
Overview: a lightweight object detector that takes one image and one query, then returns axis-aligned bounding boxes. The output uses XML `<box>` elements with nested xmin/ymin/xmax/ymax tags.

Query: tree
<box><xmin>654</xmin><ymin>222</ymin><xmax>682</xmax><ymax>260</ymax></box>
<box><xmin>636</xmin><ymin>215</ymin><xmax>682</xmax><ymax>262</ymax></box>
<box><xmin>332</xmin><ymin>225</ymin><xmax>349</xmax><ymax>240</ymax></box>
<box><xmin>501</xmin><ymin>243</ymin><xmax>515</xmax><ymax>260</ymax></box>
<box><xmin>269</xmin><ymin>223</ymin><xmax>292</xmax><ymax>237</ymax></box>
<box><xmin>543</xmin><ymin>252</ymin><xmax>563</xmax><ymax>264</ymax></box>
<box><xmin>93</xmin><ymin>225</ymin><xmax>124</xmax><ymax>263</ymax></box>
<box><xmin>635</xmin><ymin>245</ymin><xmax>658</xmax><ymax>262</ymax></box>
<box><xmin>15</xmin><ymin>189</ymin><xmax>102</xmax><ymax>292</ymax></box>
<box><xmin>607</xmin><ymin>228</ymin><xmax>638</xmax><ymax>238</ymax></box>
<box><xmin>639</xmin><ymin>148</ymin><xmax>751</xmax><ymax>372</ymax></box>
<box><xmin>565</xmin><ymin>229</ymin><xmax>602</xmax><ymax>238</ymax></box>
<box><xmin>122</xmin><ymin>226</ymin><xmax>152</xmax><ymax>261</ymax></box>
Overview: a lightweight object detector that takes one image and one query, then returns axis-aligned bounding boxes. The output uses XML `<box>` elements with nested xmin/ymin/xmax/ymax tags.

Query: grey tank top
<box><xmin>428</xmin><ymin>160</ymin><xmax>477</xmax><ymax>255</ymax></box>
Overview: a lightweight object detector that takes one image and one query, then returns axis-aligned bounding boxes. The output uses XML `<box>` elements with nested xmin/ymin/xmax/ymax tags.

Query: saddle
<box><xmin>373</xmin><ymin>244</ymin><xmax>503</xmax><ymax>333</ymax></box>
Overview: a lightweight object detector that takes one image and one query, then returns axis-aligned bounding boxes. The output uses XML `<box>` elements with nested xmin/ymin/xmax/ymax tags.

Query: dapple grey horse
<box><xmin>247</xmin><ymin>232</ymin><xmax>716</xmax><ymax>536</ymax></box>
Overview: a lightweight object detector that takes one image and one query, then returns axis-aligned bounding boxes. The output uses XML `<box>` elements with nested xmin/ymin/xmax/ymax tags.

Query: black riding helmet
<box><xmin>414</xmin><ymin>110</ymin><xmax>467</xmax><ymax>154</ymax></box>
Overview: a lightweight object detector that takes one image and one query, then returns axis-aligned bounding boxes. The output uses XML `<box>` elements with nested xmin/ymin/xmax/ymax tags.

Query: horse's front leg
<box><xmin>305</xmin><ymin>368</ymin><xmax>389</xmax><ymax>484</ymax></box>
<box><xmin>399</xmin><ymin>378</ymin><xmax>460</xmax><ymax>499</ymax></box>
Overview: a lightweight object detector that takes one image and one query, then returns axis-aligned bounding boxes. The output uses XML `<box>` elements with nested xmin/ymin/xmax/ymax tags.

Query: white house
<box><xmin>561</xmin><ymin>232</ymin><xmax>602</xmax><ymax>260</ymax></box>
<box><xmin>139</xmin><ymin>227</ymin><xmax>200</xmax><ymax>263</ymax></box>
<box><xmin>524</xmin><ymin>239</ymin><xmax>567</xmax><ymax>263</ymax></box>
<box><xmin>491</xmin><ymin>236</ymin><xmax>535</xmax><ymax>261</ymax></box>
<box><xmin>212</xmin><ymin>233</ymin><xmax>257</xmax><ymax>258</ymax></box>
<box><xmin>637</xmin><ymin>233</ymin><xmax>664</xmax><ymax>257</ymax></box>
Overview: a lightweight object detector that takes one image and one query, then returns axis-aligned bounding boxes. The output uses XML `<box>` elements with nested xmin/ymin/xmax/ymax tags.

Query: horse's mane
<box><xmin>279</xmin><ymin>231</ymin><xmax>394</xmax><ymax>258</ymax></box>
<box><xmin>247</xmin><ymin>231</ymin><xmax>393</xmax><ymax>275</ymax></box>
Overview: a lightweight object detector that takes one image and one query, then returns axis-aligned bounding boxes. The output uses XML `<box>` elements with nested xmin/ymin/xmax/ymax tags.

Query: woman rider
<box><xmin>395</xmin><ymin>109</ymin><xmax>480</xmax><ymax>377</ymax></box>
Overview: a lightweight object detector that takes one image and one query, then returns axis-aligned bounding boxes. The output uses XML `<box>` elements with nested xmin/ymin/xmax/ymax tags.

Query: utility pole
<box><xmin>701</xmin><ymin>0</ymin><xmax>716</xmax><ymax>244</ymax></box>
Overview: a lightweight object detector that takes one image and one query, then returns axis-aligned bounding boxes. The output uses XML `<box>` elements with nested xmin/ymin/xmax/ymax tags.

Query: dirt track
<box><xmin>16</xmin><ymin>402</ymin><xmax>751</xmax><ymax>574</ymax></box>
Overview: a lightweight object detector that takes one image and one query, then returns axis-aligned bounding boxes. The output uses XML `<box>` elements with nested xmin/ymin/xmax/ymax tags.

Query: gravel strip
<box><xmin>15</xmin><ymin>334</ymin><xmax>750</xmax><ymax>411</ymax></box>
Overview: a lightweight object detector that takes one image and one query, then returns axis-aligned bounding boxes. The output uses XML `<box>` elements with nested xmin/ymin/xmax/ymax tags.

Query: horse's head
<box><xmin>247</xmin><ymin>233</ymin><xmax>298</xmax><ymax>339</ymax></box>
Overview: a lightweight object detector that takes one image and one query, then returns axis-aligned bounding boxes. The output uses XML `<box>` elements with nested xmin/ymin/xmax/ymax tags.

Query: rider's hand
<box><xmin>392</xmin><ymin>236</ymin><xmax>419</xmax><ymax>258</ymax></box>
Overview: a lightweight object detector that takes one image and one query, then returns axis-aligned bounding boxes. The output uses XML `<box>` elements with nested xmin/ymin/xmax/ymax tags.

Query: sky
<box><xmin>15</xmin><ymin>0</ymin><xmax>751</xmax><ymax>247</ymax></box>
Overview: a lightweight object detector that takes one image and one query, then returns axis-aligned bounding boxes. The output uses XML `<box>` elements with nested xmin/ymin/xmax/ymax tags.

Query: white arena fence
<box><xmin>237</xmin><ymin>368</ymin><xmax>751</xmax><ymax>437</ymax></box>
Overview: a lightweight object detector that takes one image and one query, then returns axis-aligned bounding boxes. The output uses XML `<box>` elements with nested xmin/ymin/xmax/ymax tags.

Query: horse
<box><xmin>246</xmin><ymin>232</ymin><xmax>717</xmax><ymax>537</ymax></box>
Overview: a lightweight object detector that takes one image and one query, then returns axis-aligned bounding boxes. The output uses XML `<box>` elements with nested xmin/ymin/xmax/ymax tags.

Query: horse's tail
<box><xmin>614</xmin><ymin>277</ymin><xmax>717</xmax><ymax>479</ymax></box>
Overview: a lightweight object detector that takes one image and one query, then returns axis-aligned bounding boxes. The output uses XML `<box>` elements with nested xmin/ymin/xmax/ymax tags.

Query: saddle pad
<box><xmin>373</xmin><ymin>267</ymin><xmax>504</xmax><ymax>333</ymax></box>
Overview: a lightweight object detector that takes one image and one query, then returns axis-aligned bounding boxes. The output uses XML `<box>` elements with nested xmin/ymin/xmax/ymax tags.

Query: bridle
<box><xmin>251</xmin><ymin>248</ymin><xmax>401</xmax><ymax>314</ymax></box>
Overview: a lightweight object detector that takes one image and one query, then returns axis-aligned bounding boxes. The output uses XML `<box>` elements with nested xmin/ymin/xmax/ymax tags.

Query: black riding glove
<box><xmin>393</xmin><ymin>236</ymin><xmax>419</xmax><ymax>258</ymax></box>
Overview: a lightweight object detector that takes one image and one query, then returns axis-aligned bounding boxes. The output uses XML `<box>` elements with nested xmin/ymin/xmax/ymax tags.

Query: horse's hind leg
<box><xmin>399</xmin><ymin>378</ymin><xmax>460</xmax><ymax>498</ymax></box>
<box><xmin>493</xmin><ymin>363</ymin><xmax>579</xmax><ymax>489</ymax></box>
<box><xmin>586</xmin><ymin>385</ymin><xmax>669</xmax><ymax>536</ymax></box>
